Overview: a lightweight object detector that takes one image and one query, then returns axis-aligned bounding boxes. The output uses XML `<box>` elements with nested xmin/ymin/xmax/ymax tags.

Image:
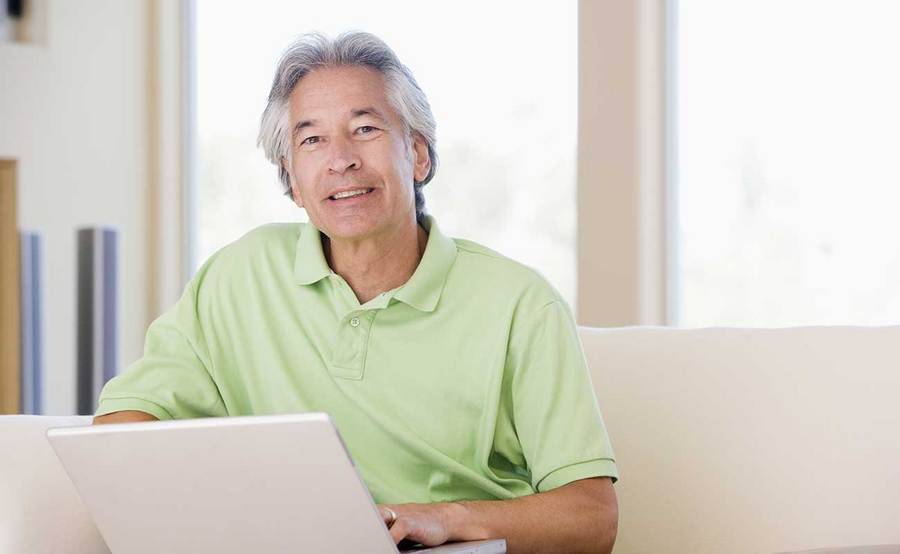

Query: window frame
<box><xmin>576</xmin><ymin>0</ymin><xmax>676</xmax><ymax>326</ymax></box>
<box><xmin>146</xmin><ymin>0</ymin><xmax>196</xmax><ymax>322</ymax></box>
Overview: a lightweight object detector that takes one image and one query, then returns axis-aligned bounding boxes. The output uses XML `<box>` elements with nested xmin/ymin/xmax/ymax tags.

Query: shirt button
<box><xmin>349</xmin><ymin>317</ymin><xmax>360</xmax><ymax>327</ymax></box>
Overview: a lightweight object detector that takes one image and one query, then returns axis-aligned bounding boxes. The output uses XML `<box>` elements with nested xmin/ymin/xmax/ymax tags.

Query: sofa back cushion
<box><xmin>579</xmin><ymin>326</ymin><xmax>900</xmax><ymax>554</ymax></box>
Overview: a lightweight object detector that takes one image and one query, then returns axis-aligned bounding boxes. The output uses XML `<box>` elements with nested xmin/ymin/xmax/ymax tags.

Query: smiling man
<box><xmin>93</xmin><ymin>32</ymin><xmax>618</xmax><ymax>553</ymax></box>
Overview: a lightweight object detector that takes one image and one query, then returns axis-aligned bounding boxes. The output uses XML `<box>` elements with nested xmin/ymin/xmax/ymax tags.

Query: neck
<box><xmin>324</xmin><ymin>218</ymin><xmax>427</xmax><ymax>304</ymax></box>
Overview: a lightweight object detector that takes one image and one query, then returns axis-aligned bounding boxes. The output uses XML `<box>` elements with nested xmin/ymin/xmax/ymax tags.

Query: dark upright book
<box><xmin>76</xmin><ymin>227</ymin><xmax>118</xmax><ymax>415</ymax></box>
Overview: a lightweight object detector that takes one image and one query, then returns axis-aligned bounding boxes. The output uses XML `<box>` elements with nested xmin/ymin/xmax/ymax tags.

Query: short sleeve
<box><xmin>96</xmin><ymin>277</ymin><xmax>228</xmax><ymax>420</ymax></box>
<box><xmin>507</xmin><ymin>299</ymin><xmax>618</xmax><ymax>491</ymax></box>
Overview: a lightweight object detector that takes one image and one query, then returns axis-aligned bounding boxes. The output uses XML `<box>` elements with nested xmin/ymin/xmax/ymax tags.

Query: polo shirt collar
<box><xmin>393</xmin><ymin>216</ymin><xmax>457</xmax><ymax>312</ymax></box>
<box><xmin>292</xmin><ymin>216</ymin><xmax>458</xmax><ymax>312</ymax></box>
<box><xmin>293</xmin><ymin>222</ymin><xmax>331</xmax><ymax>285</ymax></box>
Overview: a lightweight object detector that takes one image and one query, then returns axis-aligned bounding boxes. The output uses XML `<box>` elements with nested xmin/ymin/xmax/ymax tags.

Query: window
<box><xmin>194</xmin><ymin>1</ymin><xmax>578</xmax><ymax>306</ymax></box>
<box><xmin>674</xmin><ymin>0</ymin><xmax>900</xmax><ymax>326</ymax></box>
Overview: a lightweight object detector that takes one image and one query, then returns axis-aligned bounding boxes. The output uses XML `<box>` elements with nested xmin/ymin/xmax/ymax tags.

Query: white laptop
<box><xmin>47</xmin><ymin>413</ymin><xmax>506</xmax><ymax>554</ymax></box>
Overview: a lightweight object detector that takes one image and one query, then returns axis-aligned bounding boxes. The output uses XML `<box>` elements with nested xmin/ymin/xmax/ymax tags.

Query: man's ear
<box><xmin>281</xmin><ymin>158</ymin><xmax>304</xmax><ymax>209</ymax></box>
<box><xmin>411</xmin><ymin>133</ymin><xmax>431</xmax><ymax>184</ymax></box>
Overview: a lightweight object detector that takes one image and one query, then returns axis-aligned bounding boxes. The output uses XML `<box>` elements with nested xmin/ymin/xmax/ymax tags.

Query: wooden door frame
<box><xmin>0</xmin><ymin>159</ymin><xmax>21</xmax><ymax>414</ymax></box>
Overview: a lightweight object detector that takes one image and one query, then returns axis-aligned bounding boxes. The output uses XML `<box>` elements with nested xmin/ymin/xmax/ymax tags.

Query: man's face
<box><xmin>283</xmin><ymin>65</ymin><xmax>431</xmax><ymax>241</ymax></box>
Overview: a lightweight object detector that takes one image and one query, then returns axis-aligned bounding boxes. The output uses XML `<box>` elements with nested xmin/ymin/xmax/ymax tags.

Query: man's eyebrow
<box><xmin>292</xmin><ymin>119</ymin><xmax>316</xmax><ymax>140</ymax></box>
<box><xmin>351</xmin><ymin>107</ymin><xmax>387</xmax><ymax>122</ymax></box>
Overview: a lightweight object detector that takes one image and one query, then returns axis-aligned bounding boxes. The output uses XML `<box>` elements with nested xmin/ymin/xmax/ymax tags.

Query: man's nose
<box><xmin>327</xmin><ymin>137</ymin><xmax>361</xmax><ymax>175</ymax></box>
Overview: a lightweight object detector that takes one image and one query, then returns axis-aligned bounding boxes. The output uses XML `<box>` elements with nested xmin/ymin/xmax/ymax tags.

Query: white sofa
<box><xmin>2</xmin><ymin>326</ymin><xmax>898</xmax><ymax>553</ymax></box>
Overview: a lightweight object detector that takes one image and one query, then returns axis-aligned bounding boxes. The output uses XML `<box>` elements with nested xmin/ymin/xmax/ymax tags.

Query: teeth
<box><xmin>331</xmin><ymin>188</ymin><xmax>371</xmax><ymax>200</ymax></box>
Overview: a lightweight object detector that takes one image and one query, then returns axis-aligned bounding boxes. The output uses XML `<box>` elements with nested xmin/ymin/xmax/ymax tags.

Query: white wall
<box><xmin>0</xmin><ymin>0</ymin><xmax>150</xmax><ymax>415</ymax></box>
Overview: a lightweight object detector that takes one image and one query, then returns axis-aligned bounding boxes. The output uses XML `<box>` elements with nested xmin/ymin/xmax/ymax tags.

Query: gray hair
<box><xmin>257</xmin><ymin>31</ymin><xmax>438</xmax><ymax>222</ymax></box>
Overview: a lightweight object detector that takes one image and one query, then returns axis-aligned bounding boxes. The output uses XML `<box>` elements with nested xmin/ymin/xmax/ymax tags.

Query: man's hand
<box><xmin>92</xmin><ymin>410</ymin><xmax>158</xmax><ymax>425</ymax></box>
<box><xmin>377</xmin><ymin>502</ymin><xmax>456</xmax><ymax>547</ymax></box>
<box><xmin>377</xmin><ymin>477</ymin><xmax>616</xmax><ymax>554</ymax></box>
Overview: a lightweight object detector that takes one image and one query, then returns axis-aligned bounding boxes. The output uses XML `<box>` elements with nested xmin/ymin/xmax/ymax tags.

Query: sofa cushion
<box><xmin>581</xmin><ymin>326</ymin><xmax>900</xmax><ymax>554</ymax></box>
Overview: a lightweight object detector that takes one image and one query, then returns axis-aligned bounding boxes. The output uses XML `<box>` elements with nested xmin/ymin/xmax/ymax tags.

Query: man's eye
<box><xmin>357</xmin><ymin>126</ymin><xmax>377</xmax><ymax>134</ymax></box>
<box><xmin>300</xmin><ymin>136</ymin><xmax>320</xmax><ymax>146</ymax></box>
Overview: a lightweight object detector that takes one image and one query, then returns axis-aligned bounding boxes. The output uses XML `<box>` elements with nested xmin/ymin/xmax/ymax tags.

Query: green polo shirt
<box><xmin>96</xmin><ymin>216</ymin><xmax>618</xmax><ymax>503</ymax></box>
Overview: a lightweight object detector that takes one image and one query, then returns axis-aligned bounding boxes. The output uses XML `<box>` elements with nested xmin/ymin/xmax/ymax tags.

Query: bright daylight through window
<box><xmin>675</xmin><ymin>0</ymin><xmax>900</xmax><ymax>326</ymax></box>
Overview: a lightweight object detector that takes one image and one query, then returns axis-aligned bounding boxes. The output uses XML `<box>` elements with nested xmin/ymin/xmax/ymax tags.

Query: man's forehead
<box><xmin>295</xmin><ymin>105</ymin><xmax>388</xmax><ymax>123</ymax></box>
<box><xmin>288</xmin><ymin>65</ymin><xmax>393</xmax><ymax>121</ymax></box>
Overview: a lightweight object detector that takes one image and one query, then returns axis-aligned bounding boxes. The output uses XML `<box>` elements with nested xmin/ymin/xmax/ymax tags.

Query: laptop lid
<box><xmin>47</xmin><ymin>413</ymin><xmax>504</xmax><ymax>554</ymax></box>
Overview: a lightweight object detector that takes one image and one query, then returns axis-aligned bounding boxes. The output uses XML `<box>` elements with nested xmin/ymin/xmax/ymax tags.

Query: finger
<box><xmin>388</xmin><ymin>519</ymin><xmax>408</xmax><ymax>544</ymax></box>
<box><xmin>378</xmin><ymin>505</ymin><xmax>399</xmax><ymax>528</ymax></box>
<box><xmin>401</xmin><ymin>523</ymin><xmax>437</xmax><ymax>548</ymax></box>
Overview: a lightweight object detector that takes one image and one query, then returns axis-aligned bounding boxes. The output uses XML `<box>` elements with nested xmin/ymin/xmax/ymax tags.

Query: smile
<box><xmin>329</xmin><ymin>188</ymin><xmax>374</xmax><ymax>201</ymax></box>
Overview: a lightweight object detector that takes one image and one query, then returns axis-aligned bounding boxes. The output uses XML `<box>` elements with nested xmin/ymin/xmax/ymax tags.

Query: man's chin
<box><xmin>317</xmin><ymin>216</ymin><xmax>386</xmax><ymax>242</ymax></box>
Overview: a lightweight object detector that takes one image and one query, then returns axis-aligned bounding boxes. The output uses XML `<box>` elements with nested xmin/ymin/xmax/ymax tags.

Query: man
<box><xmin>94</xmin><ymin>32</ymin><xmax>619</xmax><ymax>553</ymax></box>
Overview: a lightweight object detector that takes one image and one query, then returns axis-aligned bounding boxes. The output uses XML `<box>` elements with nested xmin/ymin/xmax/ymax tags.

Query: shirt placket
<box><xmin>327</xmin><ymin>270</ymin><xmax>394</xmax><ymax>379</ymax></box>
<box><xmin>329</xmin><ymin>307</ymin><xmax>376</xmax><ymax>380</ymax></box>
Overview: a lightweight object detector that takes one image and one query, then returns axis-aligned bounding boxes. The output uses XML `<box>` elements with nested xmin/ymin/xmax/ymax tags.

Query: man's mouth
<box><xmin>328</xmin><ymin>188</ymin><xmax>374</xmax><ymax>201</ymax></box>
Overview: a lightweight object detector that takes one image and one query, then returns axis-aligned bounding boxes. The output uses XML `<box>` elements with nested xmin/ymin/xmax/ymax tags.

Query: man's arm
<box><xmin>378</xmin><ymin>476</ymin><xmax>618</xmax><ymax>554</ymax></box>
<box><xmin>93</xmin><ymin>410</ymin><xmax>159</xmax><ymax>425</ymax></box>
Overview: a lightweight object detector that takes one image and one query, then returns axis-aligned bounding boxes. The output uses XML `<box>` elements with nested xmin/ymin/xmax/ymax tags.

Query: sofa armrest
<box><xmin>0</xmin><ymin>415</ymin><xmax>109</xmax><ymax>554</ymax></box>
